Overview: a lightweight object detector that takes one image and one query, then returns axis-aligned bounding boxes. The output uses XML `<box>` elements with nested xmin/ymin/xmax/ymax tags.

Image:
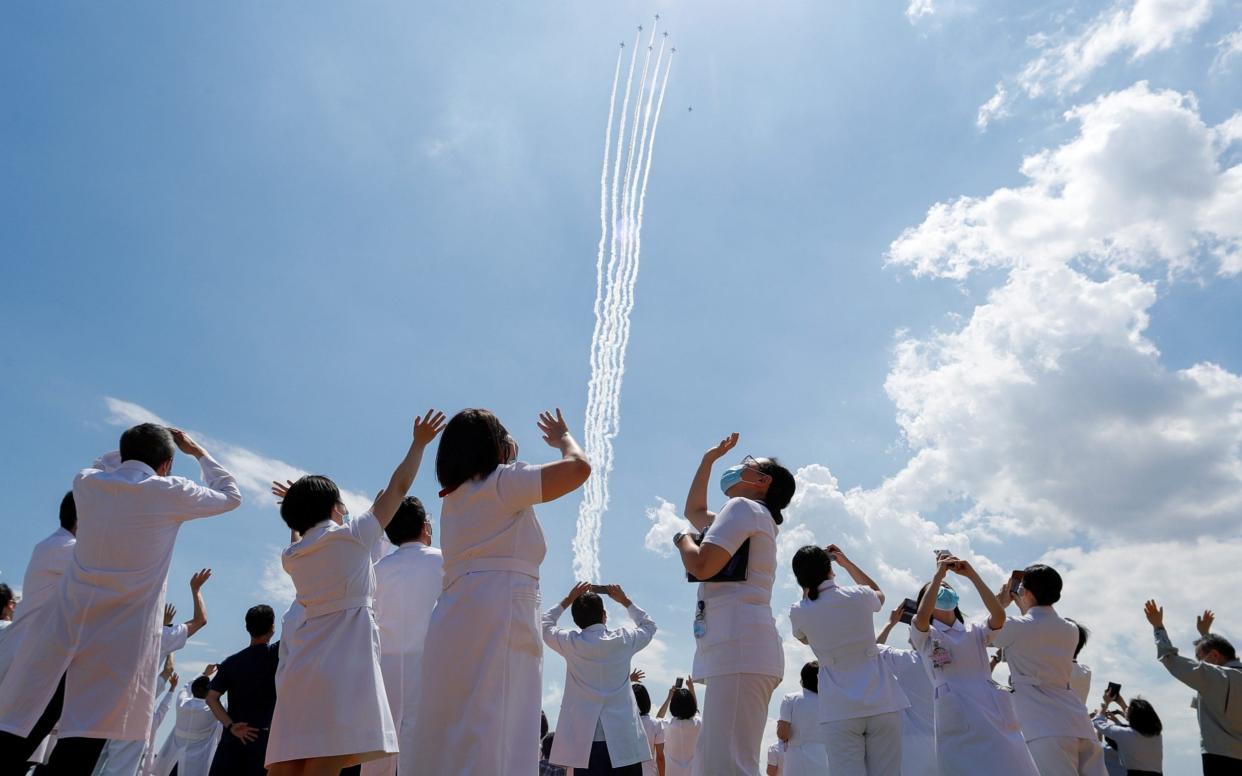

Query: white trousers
<box><xmin>1027</xmin><ymin>736</ymin><xmax>1107</xmax><ymax>776</ymax></box>
<box><xmin>691</xmin><ymin>672</ymin><xmax>780</xmax><ymax>776</ymax></box>
<box><xmin>821</xmin><ymin>710</ymin><xmax>903</xmax><ymax>776</ymax></box>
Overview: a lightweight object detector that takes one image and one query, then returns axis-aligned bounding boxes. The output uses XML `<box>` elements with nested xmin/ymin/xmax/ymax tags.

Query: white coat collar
<box><xmin>932</xmin><ymin>617</ymin><xmax>965</xmax><ymax>633</ymax></box>
<box><xmin>582</xmin><ymin>623</ymin><xmax>608</xmax><ymax>634</ymax></box>
<box><xmin>817</xmin><ymin>579</ymin><xmax>839</xmax><ymax>593</ymax></box>
<box><xmin>1029</xmin><ymin>605</ymin><xmax>1057</xmax><ymax>618</ymax></box>
<box><xmin>118</xmin><ymin>459</ymin><xmax>158</xmax><ymax>477</ymax></box>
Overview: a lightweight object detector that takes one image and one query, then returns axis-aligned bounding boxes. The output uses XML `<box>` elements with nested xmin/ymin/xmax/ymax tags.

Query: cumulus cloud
<box><xmin>894</xmin><ymin>83</ymin><xmax>1242</xmax><ymax>279</ymax></box>
<box><xmin>906</xmin><ymin>0</ymin><xmax>935</xmax><ymax>22</ymax></box>
<box><xmin>258</xmin><ymin>547</ymin><xmax>296</xmax><ymax>609</ymax></box>
<box><xmin>104</xmin><ymin>397</ymin><xmax>372</xmax><ymax>513</ymax></box>
<box><xmin>1212</xmin><ymin>26</ymin><xmax>1242</xmax><ymax>74</ymax></box>
<box><xmin>643</xmin><ymin>498</ymin><xmax>691</xmax><ymax>557</ymax></box>
<box><xmin>975</xmin><ymin>82</ymin><xmax>1011</xmax><ymax>130</ymax></box>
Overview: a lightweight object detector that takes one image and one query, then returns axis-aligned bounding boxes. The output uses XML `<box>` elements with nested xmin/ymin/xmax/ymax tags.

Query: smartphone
<box><xmin>674</xmin><ymin>677</ymin><xmax>684</xmax><ymax>689</ymax></box>
<box><xmin>588</xmin><ymin>584</ymin><xmax>609</xmax><ymax>594</ymax></box>
<box><xmin>899</xmin><ymin>598</ymin><xmax>919</xmax><ymax>625</ymax></box>
<box><xmin>933</xmin><ymin>549</ymin><xmax>951</xmax><ymax>560</ymax></box>
<box><xmin>1106</xmin><ymin>681</ymin><xmax>1121</xmax><ymax>697</ymax></box>
<box><xmin>1008</xmin><ymin>570</ymin><xmax>1025</xmax><ymax>597</ymax></box>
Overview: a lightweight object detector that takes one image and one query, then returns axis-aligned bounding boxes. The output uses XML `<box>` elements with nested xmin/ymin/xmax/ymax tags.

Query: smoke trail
<box><xmin>574</xmin><ymin>25</ymin><xmax>676</xmax><ymax>581</ymax></box>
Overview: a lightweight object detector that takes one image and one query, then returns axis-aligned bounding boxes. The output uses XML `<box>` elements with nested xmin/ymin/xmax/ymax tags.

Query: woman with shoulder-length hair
<box><xmin>672</xmin><ymin>433</ymin><xmax>795</xmax><ymax>776</ymax></box>
<box><xmin>776</xmin><ymin>661</ymin><xmax>829</xmax><ymax>775</ymax></box>
<box><xmin>408</xmin><ymin>407</ymin><xmax>591</xmax><ymax>775</ymax></box>
<box><xmin>910</xmin><ymin>555</ymin><xmax>1038</xmax><ymax>776</ymax></box>
<box><xmin>266</xmin><ymin>410</ymin><xmax>446</xmax><ymax>776</ymax></box>
<box><xmin>1092</xmin><ymin>691</ymin><xmax>1163</xmax><ymax>776</ymax></box>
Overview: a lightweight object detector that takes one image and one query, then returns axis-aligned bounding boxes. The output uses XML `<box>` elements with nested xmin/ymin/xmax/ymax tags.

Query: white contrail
<box><xmin>574</xmin><ymin>26</ymin><xmax>676</xmax><ymax>581</ymax></box>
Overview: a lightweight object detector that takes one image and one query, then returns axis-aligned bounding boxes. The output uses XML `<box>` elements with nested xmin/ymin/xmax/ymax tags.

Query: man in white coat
<box><xmin>364</xmin><ymin>496</ymin><xmax>444</xmax><ymax>776</ymax></box>
<box><xmin>543</xmin><ymin>582</ymin><xmax>657</xmax><ymax>775</ymax></box>
<box><xmin>0</xmin><ymin>423</ymin><xmax>242</xmax><ymax>773</ymax></box>
<box><xmin>993</xmin><ymin>564</ymin><xmax>1105</xmax><ymax>776</ymax></box>
<box><xmin>151</xmin><ymin>671</ymin><xmax>222</xmax><ymax>776</ymax></box>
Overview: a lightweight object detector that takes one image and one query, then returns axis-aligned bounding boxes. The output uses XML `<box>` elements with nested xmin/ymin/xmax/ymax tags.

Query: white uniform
<box><xmin>1070</xmin><ymin>663</ymin><xmax>1092</xmax><ymax>706</ymax></box>
<box><xmin>691</xmin><ymin>498</ymin><xmax>784</xmax><ymax>776</ymax></box>
<box><xmin>363</xmin><ymin>542</ymin><xmax>443</xmax><ymax>776</ymax></box>
<box><xmin>663</xmin><ymin>717</ymin><xmax>701</xmax><ymax>776</ymax></box>
<box><xmin>910</xmin><ymin>619</ymin><xmax>1037</xmax><ymax>775</ymax></box>
<box><xmin>0</xmin><ymin>451</ymin><xmax>241</xmax><ymax>742</ymax></box>
<box><xmin>639</xmin><ymin>716</ymin><xmax>664</xmax><ymax>776</ymax></box>
<box><xmin>1090</xmin><ymin>716</ymin><xmax>1161</xmax><ymax>774</ymax></box>
<box><xmin>152</xmin><ymin>687</ymin><xmax>221</xmax><ymax>776</ymax></box>
<box><xmin>777</xmin><ymin>689</ymin><xmax>828</xmax><ymax>776</ymax></box>
<box><xmin>267</xmin><ymin>511</ymin><xmax>397</xmax><ymax>766</ymax></box>
<box><xmin>879</xmin><ymin>644</ymin><xmax>938</xmax><ymax>776</ymax></box>
<box><xmin>789</xmin><ymin>579</ymin><xmax>909</xmax><ymax>776</ymax></box>
<box><xmin>991</xmin><ymin>606</ymin><xmax>1105</xmax><ymax>776</ymax></box>
<box><xmin>410</xmin><ymin>461</ymin><xmax>546</xmax><ymax>775</ymax></box>
<box><xmin>543</xmin><ymin>603</ymin><xmax>657</xmax><ymax>769</ymax></box>
<box><xmin>766</xmin><ymin>741</ymin><xmax>784</xmax><ymax>774</ymax></box>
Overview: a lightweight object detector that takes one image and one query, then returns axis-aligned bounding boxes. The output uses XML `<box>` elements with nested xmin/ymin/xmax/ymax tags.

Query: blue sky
<box><xmin>3</xmin><ymin>2</ymin><xmax>1241</xmax><ymax>770</ymax></box>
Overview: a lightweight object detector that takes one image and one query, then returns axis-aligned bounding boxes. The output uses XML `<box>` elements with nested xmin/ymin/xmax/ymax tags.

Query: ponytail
<box><xmin>755</xmin><ymin>457</ymin><xmax>795</xmax><ymax>526</ymax></box>
<box><xmin>793</xmin><ymin>545</ymin><xmax>831</xmax><ymax>600</ymax></box>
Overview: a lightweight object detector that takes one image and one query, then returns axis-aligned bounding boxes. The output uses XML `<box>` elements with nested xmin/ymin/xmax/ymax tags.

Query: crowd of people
<box><xmin>0</xmin><ymin>413</ymin><xmax>1238</xmax><ymax>776</ymax></box>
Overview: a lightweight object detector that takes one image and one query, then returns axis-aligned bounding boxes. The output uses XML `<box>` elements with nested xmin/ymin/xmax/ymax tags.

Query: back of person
<box><xmin>995</xmin><ymin>609</ymin><xmax>1096</xmax><ymax>742</ymax></box>
<box><xmin>208</xmin><ymin>642</ymin><xmax>279</xmax><ymax>776</ymax></box>
<box><xmin>373</xmin><ymin>544</ymin><xmax>442</xmax><ymax>656</ymax></box>
<box><xmin>15</xmin><ymin>527</ymin><xmax>76</xmax><ymax>624</ymax></box>
<box><xmin>439</xmin><ymin>462</ymin><xmax>547</xmax><ymax>572</ymax></box>
<box><xmin>663</xmin><ymin>718</ymin><xmax>700</xmax><ymax>776</ymax></box>
<box><xmin>879</xmin><ymin>645</ymin><xmax>937</xmax><ymax>776</ymax></box>
<box><xmin>779</xmin><ymin>689</ymin><xmax>827</xmax><ymax>776</ymax></box>
<box><xmin>639</xmin><ymin>715</ymin><xmax>662</xmax><ymax>776</ymax></box>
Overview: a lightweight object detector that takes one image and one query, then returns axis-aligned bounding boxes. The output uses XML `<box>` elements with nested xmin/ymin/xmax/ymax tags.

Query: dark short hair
<box><xmin>245</xmin><ymin>605</ymin><xmax>275</xmax><ymax>637</ymax></box>
<box><xmin>1126</xmin><ymin>697</ymin><xmax>1162</xmax><ymax>737</ymax></box>
<box><xmin>571</xmin><ymin>592</ymin><xmax>605</xmax><ymax>629</ymax></box>
<box><xmin>669</xmin><ymin>687</ymin><xmax>697</xmax><ymax>720</ymax></box>
<box><xmin>190</xmin><ymin>675</ymin><xmax>212</xmax><ymax>699</ymax></box>
<box><xmin>1195</xmin><ymin>633</ymin><xmax>1237</xmax><ymax>663</ymax></box>
<box><xmin>917</xmin><ymin>581</ymin><xmax>964</xmax><ymax>623</ymax></box>
<box><xmin>800</xmin><ymin>661</ymin><xmax>819</xmax><ymax>694</ymax></box>
<box><xmin>632</xmin><ymin>683</ymin><xmax>652</xmax><ymax>715</ymax></box>
<box><xmin>59</xmin><ymin>491</ymin><xmax>76</xmax><ymax>532</ymax></box>
<box><xmin>793</xmin><ymin>546</ymin><xmax>832</xmax><ymax>600</ymax></box>
<box><xmin>1066</xmin><ymin>618</ymin><xmax>1089</xmax><ymax>659</ymax></box>
<box><xmin>0</xmin><ymin>584</ymin><xmax>12</xmax><ymax>612</ymax></box>
<box><xmin>1021</xmin><ymin>564</ymin><xmax>1062</xmax><ymax>606</ymax></box>
<box><xmin>119</xmin><ymin>423</ymin><xmax>175</xmax><ymax>470</ymax></box>
<box><xmin>435</xmin><ymin>409</ymin><xmax>509</xmax><ymax>492</ymax></box>
<box><xmin>280</xmin><ymin>475</ymin><xmax>340</xmax><ymax>533</ymax></box>
<box><xmin>385</xmin><ymin>497</ymin><xmax>427</xmax><ymax>545</ymax></box>
<box><xmin>754</xmin><ymin>458</ymin><xmax>795</xmax><ymax>525</ymax></box>
<box><xmin>541</xmin><ymin>731</ymin><xmax>555</xmax><ymax>760</ymax></box>
<box><xmin>541</xmin><ymin>710</ymin><xmax>549</xmax><ymax>740</ymax></box>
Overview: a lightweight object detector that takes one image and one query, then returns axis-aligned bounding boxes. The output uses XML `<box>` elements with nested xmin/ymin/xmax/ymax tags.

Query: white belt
<box><xmin>303</xmin><ymin>595</ymin><xmax>372</xmax><ymax>619</ymax></box>
<box><xmin>443</xmin><ymin>557</ymin><xmax>539</xmax><ymax>589</ymax></box>
<box><xmin>1009</xmin><ymin>673</ymin><xmax>1071</xmax><ymax>690</ymax></box>
<box><xmin>819</xmin><ymin>643</ymin><xmax>879</xmax><ymax>667</ymax></box>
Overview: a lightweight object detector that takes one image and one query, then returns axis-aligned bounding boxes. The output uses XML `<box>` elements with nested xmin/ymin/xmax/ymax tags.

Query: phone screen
<box><xmin>675</xmin><ymin>678</ymin><xmax>683</xmax><ymax>689</ymax></box>
<box><xmin>1008</xmin><ymin>570</ymin><xmax>1024</xmax><ymax>596</ymax></box>
<box><xmin>899</xmin><ymin>598</ymin><xmax>918</xmax><ymax>624</ymax></box>
<box><xmin>1106</xmin><ymin>681</ymin><xmax>1121</xmax><ymax>696</ymax></box>
<box><xmin>588</xmin><ymin>584</ymin><xmax>609</xmax><ymax>594</ymax></box>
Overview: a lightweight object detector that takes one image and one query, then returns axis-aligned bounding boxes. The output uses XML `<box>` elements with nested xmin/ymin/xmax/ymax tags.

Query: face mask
<box><xmin>337</xmin><ymin>506</ymin><xmax>350</xmax><ymax>524</ymax></box>
<box><xmin>935</xmin><ymin>586</ymin><xmax>959</xmax><ymax>612</ymax></box>
<box><xmin>719</xmin><ymin>465</ymin><xmax>745</xmax><ymax>496</ymax></box>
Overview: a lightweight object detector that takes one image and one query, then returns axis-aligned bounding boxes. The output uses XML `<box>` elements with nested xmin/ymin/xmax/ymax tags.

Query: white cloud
<box><xmin>906</xmin><ymin>0</ymin><xmax>936</xmax><ymax>23</ymax></box>
<box><xmin>258</xmin><ymin>546</ymin><xmax>296</xmax><ymax>610</ymax></box>
<box><xmin>1018</xmin><ymin>0</ymin><xmax>1213</xmax><ymax>98</ymax></box>
<box><xmin>104</xmin><ymin>397</ymin><xmax>372</xmax><ymax>514</ymax></box>
<box><xmin>894</xmin><ymin>83</ymin><xmax>1242</xmax><ymax>280</ymax></box>
<box><xmin>976</xmin><ymin>82</ymin><xmax>1011</xmax><ymax>130</ymax></box>
<box><xmin>1212</xmin><ymin>26</ymin><xmax>1242</xmax><ymax>73</ymax></box>
<box><xmin>643</xmin><ymin>498</ymin><xmax>692</xmax><ymax>557</ymax></box>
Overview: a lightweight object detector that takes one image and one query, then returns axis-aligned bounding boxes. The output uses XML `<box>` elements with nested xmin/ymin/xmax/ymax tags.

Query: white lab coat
<box><xmin>409</xmin><ymin>461</ymin><xmax>547</xmax><ymax>776</ymax></box>
<box><xmin>662</xmin><ymin>717</ymin><xmax>701</xmax><ymax>776</ymax></box>
<box><xmin>363</xmin><ymin>542</ymin><xmax>443</xmax><ymax>776</ymax></box>
<box><xmin>542</xmin><ymin>603</ymin><xmax>658</xmax><ymax>769</ymax></box>
<box><xmin>766</xmin><ymin>741</ymin><xmax>784</xmax><ymax>774</ymax></box>
<box><xmin>880</xmin><ymin>644</ymin><xmax>939</xmax><ymax>776</ymax></box>
<box><xmin>153</xmin><ymin>688</ymin><xmax>221</xmax><ymax>776</ymax></box>
<box><xmin>990</xmin><ymin>607</ymin><xmax>1097</xmax><ymax>743</ymax></box>
<box><xmin>640</xmin><ymin>716</ymin><xmax>664</xmax><ymax>776</ymax></box>
<box><xmin>910</xmin><ymin>618</ymin><xmax>1037</xmax><ymax>775</ymax></box>
<box><xmin>267</xmin><ymin>512</ymin><xmax>397</xmax><ymax>766</ymax></box>
<box><xmin>777</xmin><ymin>689</ymin><xmax>828</xmax><ymax>776</ymax></box>
<box><xmin>0</xmin><ymin>451</ymin><xmax>241</xmax><ymax>741</ymax></box>
<box><xmin>789</xmin><ymin>580</ymin><xmax>910</xmax><ymax>723</ymax></box>
<box><xmin>1070</xmin><ymin>662</ymin><xmax>1092</xmax><ymax>706</ymax></box>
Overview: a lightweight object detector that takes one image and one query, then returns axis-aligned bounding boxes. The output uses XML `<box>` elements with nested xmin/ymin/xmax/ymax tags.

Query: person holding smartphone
<box><xmin>1091</xmin><ymin>688</ymin><xmax>1163</xmax><ymax>775</ymax></box>
<box><xmin>911</xmin><ymin>555</ymin><xmax>1037</xmax><ymax>775</ymax></box>
<box><xmin>656</xmin><ymin>680</ymin><xmax>701</xmax><ymax>776</ymax></box>
<box><xmin>876</xmin><ymin>602</ymin><xmax>937</xmax><ymax>776</ymax></box>
<box><xmin>672</xmin><ymin>434</ymin><xmax>795</xmax><ymax>776</ymax></box>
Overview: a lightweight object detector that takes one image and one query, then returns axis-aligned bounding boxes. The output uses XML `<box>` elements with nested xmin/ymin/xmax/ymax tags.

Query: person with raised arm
<box><xmin>655</xmin><ymin>679</ymin><xmax>700</xmax><ymax>776</ymax></box>
<box><xmin>1143</xmin><ymin>601</ymin><xmax>1242</xmax><ymax>774</ymax></box>
<box><xmin>631</xmin><ymin>677</ymin><xmax>665</xmax><ymax>776</ymax></box>
<box><xmin>0</xmin><ymin>424</ymin><xmax>242</xmax><ymax>774</ymax></box>
<box><xmin>672</xmin><ymin>434</ymin><xmax>794</xmax><ymax>776</ymax></box>
<box><xmin>875</xmin><ymin>603</ymin><xmax>937</xmax><ymax>776</ymax></box>
<box><xmin>542</xmin><ymin>582</ymin><xmax>657</xmax><ymax>774</ymax></box>
<box><xmin>789</xmin><ymin>544</ymin><xmax>908</xmax><ymax>775</ymax></box>
<box><xmin>151</xmin><ymin>666</ymin><xmax>222</xmax><ymax>776</ymax></box>
<box><xmin>1092</xmin><ymin>687</ymin><xmax>1163</xmax><ymax>775</ymax></box>
<box><xmin>910</xmin><ymin>555</ymin><xmax>1036</xmax><ymax>775</ymax></box>
<box><xmin>265</xmin><ymin>409</ymin><xmax>445</xmax><ymax>776</ymax></box>
<box><xmin>409</xmin><ymin>408</ymin><xmax>591</xmax><ymax>775</ymax></box>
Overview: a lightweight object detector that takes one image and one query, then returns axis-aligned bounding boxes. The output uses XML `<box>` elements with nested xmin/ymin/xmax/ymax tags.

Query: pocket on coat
<box><xmin>509</xmin><ymin>580</ymin><xmax>542</xmax><ymax>657</ymax></box>
<box><xmin>991</xmin><ymin>684</ymin><xmax>1022</xmax><ymax>732</ymax></box>
<box><xmin>934</xmin><ymin>685</ymin><xmax>970</xmax><ymax>738</ymax></box>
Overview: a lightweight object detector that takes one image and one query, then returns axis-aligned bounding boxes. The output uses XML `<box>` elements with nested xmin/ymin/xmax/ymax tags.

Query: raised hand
<box><xmin>204</xmin><ymin>664</ymin><xmax>219</xmax><ymax>677</ymax></box>
<box><xmin>413</xmin><ymin>409</ymin><xmax>447</xmax><ymax>446</ymax></box>
<box><xmin>270</xmin><ymin>479</ymin><xmax>295</xmax><ymax>502</ymax></box>
<box><xmin>888</xmin><ymin>603</ymin><xmax>904</xmax><ymax>626</ymax></box>
<box><xmin>1144</xmin><ymin>599</ymin><xmax>1164</xmax><ymax>629</ymax></box>
<box><xmin>169</xmin><ymin>428</ymin><xmax>207</xmax><ymax>458</ymax></box>
<box><xmin>630</xmin><ymin>669</ymin><xmax>646</xmax><ymax>683</ymax></box>
<box><xmin>560</xmin><ymin>581</ymin><xmax>592</xmax><ymax>609</ymax></box>
<box><xmin>169</xmin><ymin>672</ymin><xmax>180</xmax><ymax>690</ymax></box>
<box><xmin>538</xmin><ymin>409</ymin><xmax>571</xmax><ymax>448</ymax></box>
<box><xmin>606</xmin><ymin>584</ymin><xmax>633</xmax><ymax>607</ymax></box>
<box><xmin>164</xmin><ymin>603</ymin><xmax>177</xmax><ymax>627</ymax></box>
<box><xmin>826</xmin><ymin>544</ymin><xmax>848</xmax><ymax>565</ymax></box>
<box><xmin>703</xmin><ymin>433</ymin><xmax>740</xmax><ymax>463</ymax></box>
<box><xmin>1197</xmin><ymin>609</ymin><xmax>1215</xmax><ymax>637</ymax></box>
<box><xmin>190</xmin><ymin>568</ymin><xmax>212</xmax><ymax>592</ymax></box>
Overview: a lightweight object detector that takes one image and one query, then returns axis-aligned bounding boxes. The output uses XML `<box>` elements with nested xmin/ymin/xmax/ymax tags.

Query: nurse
<box><xmin>876</xmin><ymin>604</ymin><xmax>938</xmax><ymax>776</ymax></box>
<box><xmin>152</xmin><ymin>672</ymin><xmax>223</xmax><ymax>776</ymax></box>
<box><xmin>672</xmin><ymin>433</ymin><xmax>795</xmax><ymax>776</ymax></box>
<box><xmin>776</xmin><ymin>662</ymin><xmax>829</xmax><ymax>776</ymax></box>
<box><xmin>409</xmin><ymin>408</ymin><xmax>592</xmax><ymax>775</ymax></box>
<box><xmin>656</xmin><ymin>681</ymin><xmax>701</xmax><ymax>776</ymax></box>
<box><xmin>910</xmin><ymin>555</ymin><xmax>1038</xmax><ymax>776</ymax></box>
<box><xmin>266</xmin><ymin>409</ymin><xmax>446</xmax><ymax>775</ymax></box>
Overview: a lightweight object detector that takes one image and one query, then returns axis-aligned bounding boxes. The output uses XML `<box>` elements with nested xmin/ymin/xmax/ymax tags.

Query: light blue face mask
<box><xmin>337</xmin><ymin>505</ymin><xmax>351</xmax><ymax>524</ymax></box>
<box><xmin>719</xmin><ymin>465</ymin><xmax>746</xmax><ymax>496</ymax></box>
<box><xmin>935</xmin><ymin>585</ymin><xmax>959</xmax><ymax>612</ymax></box>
